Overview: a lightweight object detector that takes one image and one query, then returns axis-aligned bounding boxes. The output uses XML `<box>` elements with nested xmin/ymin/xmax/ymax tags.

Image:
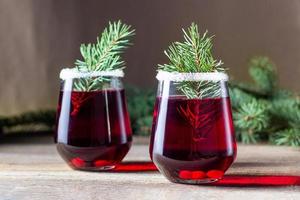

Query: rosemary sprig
<box><xmin>74</xmin><ymin>20</ymin><xmax>135</xmax><ymax>91</ymax></box>
<box><xmin>158</xmin><ymin>23</ymin><xmax>224</xmax><ymax>98</ymax></box>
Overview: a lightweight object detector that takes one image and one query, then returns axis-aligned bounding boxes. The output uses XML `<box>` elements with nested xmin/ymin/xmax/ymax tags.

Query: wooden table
<box><xmin>0</xmin><ymin>134</ymin><xmax>300</xmax><ymax>200</ymax></box>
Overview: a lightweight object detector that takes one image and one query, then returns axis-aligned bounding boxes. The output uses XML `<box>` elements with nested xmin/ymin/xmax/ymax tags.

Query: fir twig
<box><xmin>0</xmin><ymin>110</ymin><xmax>56</xmax><ymax>133</ymax></box>
<box><xmin>233</xmin><ymin>100</ymin><xmax>270</xmax><ymax>144</ymax></box>
<box><xmin>249</xmin><ymin>57</ymin><xmax>276</xmax><ymax>94</ymax></box>
<box><xmin>230</xmin><ymin>56</ymin><xmax>300</xmax><ymax>146</ymax></box>
<box><xmin>158</xmin><ymin>23</ymin><xmax>224</xmax><ymax>98</ymax></box>
<box><xmin>271</xmin><ymin>129</ymin><xmax>300</xmax><ymax>147</ymax></box>
<box><xmin>232</xmin><ymin>56</ymin><xmax>277</xmax><ymax>96</ymax></box>
<box><xmin>74</xmin><ymin>20</ymin><xmax>135</xmax><ymax>91</ymax></box>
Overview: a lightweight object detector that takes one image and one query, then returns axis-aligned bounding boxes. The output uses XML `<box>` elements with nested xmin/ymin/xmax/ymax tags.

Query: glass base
<box><xmin>173</xmin><ymin>177</ymin><xmax>221</xmax><ymax>185</ymax></box>
<box><xmin>71</xmin><ymin>164</ymin><xmax>116</xmax><ymax>171</ymax></box>
<box><xmin>56</xmin><ymin>142</ymin><xmax>131</xmax><ymax>172</ymax></box>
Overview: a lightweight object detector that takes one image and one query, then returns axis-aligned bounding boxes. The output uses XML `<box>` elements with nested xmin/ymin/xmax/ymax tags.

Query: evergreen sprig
<box><xmin>126</xmin><ymin>85</ymin><xmax>155</xmax><ymax>135</ymax></box>
<box><xmin>229</xmin><ymin>87</ymin><xmax>255</xmax><ymax>108</ymax></box>
<box><xmin>230</xmin><ymin>56</ymin><xmax>300</xmax><ymax>145</ymax></box>
<box><xmin>272</xmin><ymin>97</ymin><xmax>300</xmax><ymax>127</ymax></box>
<box><xmin>234</xmin><ymin>100</ymin><xmax>270</xmax><ymax>143</ymax></box>
<box><xmin>0</xmin><ymin>110</ymin><xmax>56</xmax><ymax>134</ymax></box>
<box><xmin>159</xmin><ymin>23</ymin><xmax>224</xmax><ymax>98</ymax></box>
<box><xmin>271</xmin><ymin>128</ymin><xmax>300</xmax><ymax>147</ymax></box>
<box><xmin>233</xmin><ymin>57</ymin><xmax>276</xmax><ymax>96</ymax></box>
<box><xmin>249</xmin><ymin>57</ymin><xmax>276</xmax><ymax>95</ymax></box>
<box><xmin>74</xmin><ymin>20</ymin><xmax>135</xmax><ymax>91</ymax></box>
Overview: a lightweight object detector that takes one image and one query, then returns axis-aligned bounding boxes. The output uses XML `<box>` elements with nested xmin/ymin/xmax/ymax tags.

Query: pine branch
<box><xmin>126</xmin><ymin>85</ymin><xmax>155</xmax><ymax>135</ymax></box>
<box><xmin>229</xmin><ymin>56</ymin><xmax>300</xmax><ymax>146</ymax></box>
<box><xmin>272</xmin><ymin>96</ymin><xmax>300</xmax><ymax>128</ymax></box>
<box><xmin>158</xmin><ymin>23</ymin><xmax>224</xmax><ymax>99</ymax></box>
<box><xmin>233</xmin><ymin>99</ymin><xmax>270</xmax><ymax>144</ymax></box>
<box><xmin>231</xmin><ymin>56</ymin><xmax>276</xmax><ymax>97</ymax></box>
<box><xmin>0</xmin><ymin>110</ymin><xmax>56</xmax><ymax>131</ymax></box>
<box><xmin>135</xmin><ymin>116</ymin><xmax>153</xmax><ymax>136</ymax></box>
<box><xmin>229</xmin><ymin>86</ymin><xmax>256</xmax><ymax>109</ymax></box>
<box><xmin>249</xmin><ymin>56</ymin><xmax>276</xmax><ymax>95</ymax></box>
<box><xmin>74</xmin><ymin>20</ymin><xmax>135</xmax><ymax>91</ymax></box>
<box><xmin>271</xmin><ymin>128</ymin><xmax>300</xmax><ymax>147</ymax></box>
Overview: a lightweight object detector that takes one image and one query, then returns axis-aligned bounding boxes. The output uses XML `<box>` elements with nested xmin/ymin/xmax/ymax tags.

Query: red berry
<box><xmin>179</xmin><ymin>170</ymin><xmax>192</xmax><ymax>179</ymax></box>
<box><xmin>94</xmin><ymin>160</ymin><xmax>110</xmax><ymax>167</ymax></box>
<box><xmin>191</xmin><ymin>171</ymin><xmax>206</xmax><ymax>179</ymax></box>
<box><xmin>71</xmin><ymin>157</ymin><xmax>85</xmax><ymax>168</ymax></box>
<box><xmin>207</xmin><ymin>170</ymin><xmax>224</xmax><ymax>179</ymax></box>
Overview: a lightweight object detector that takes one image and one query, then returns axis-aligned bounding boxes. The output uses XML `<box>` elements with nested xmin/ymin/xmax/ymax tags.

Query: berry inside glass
<box><xmin>55</xmin><ymin>69</ymin><xmax>132</xmax><ymax>171</ymax></box>
<box><xmin>150</xmin><ymin>72</ymin><xmax>236</xmax><ymax>184</ymax></box>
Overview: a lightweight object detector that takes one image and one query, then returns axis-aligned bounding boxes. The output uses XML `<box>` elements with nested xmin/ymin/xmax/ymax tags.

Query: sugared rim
<box><xmin>156</xmin><ymin>70</ymin><xmax>229</xmax><ymax>81</ymax></box>
<box><xmin>59</xmin><ymin>68</ymin><xmax>124</xmax><ymax>79</ymax></box>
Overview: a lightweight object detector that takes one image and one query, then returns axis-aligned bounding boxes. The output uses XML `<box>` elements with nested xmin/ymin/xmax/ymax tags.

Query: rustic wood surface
<box><xmin>0</xmin><ymin>134</ymin><xmax>300</xmax><ymax>200</ymax></box>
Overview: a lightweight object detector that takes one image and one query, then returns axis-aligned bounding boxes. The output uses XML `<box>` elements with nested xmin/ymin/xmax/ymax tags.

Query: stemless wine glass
<box><xmin>55</xmin><ymin>68</ymin><xmax>132</xmax><ymax>171</ymax></box>
<box><xmin>149</xmin><ymin>71</ymin><xmax>237</xmax><ymax>184</ymax></box>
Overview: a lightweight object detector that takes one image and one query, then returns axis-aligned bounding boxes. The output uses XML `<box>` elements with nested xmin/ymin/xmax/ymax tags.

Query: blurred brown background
<box><xmin>0</xmin><ymin>0</ymin><xmax>299</xmax><ymax>115</ymax></box>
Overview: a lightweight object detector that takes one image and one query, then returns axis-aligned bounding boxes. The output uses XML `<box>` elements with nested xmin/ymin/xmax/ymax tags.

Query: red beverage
<box><xmin>55</xmin><ymin>89</ymin><xmax>132</xmax><ymax>171</ymax></box>
<box><xmin>150</xmin><ymin>96</ymin><xmax>236</xmax><ymax>184</ymax></box>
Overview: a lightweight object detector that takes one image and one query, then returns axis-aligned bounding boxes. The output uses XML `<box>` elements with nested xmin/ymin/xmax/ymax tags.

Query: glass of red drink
<box><xmin>55</xmin><ymin>69</ymin><xmax>132</xmax><ymax>171</ymax></box>
<box><xmin>150</xmin><ymin>71</ymin><xmax>237</xmax><ymax>184</ymax></box>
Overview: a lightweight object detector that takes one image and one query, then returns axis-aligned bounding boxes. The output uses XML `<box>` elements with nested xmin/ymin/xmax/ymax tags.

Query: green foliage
<box><xmin>271</xmin><ymin>129</ymin><xmax>300</xmax><ymax>147</ymax></box>
<box><xmin>0</xmin><ymin>110</ymin><xmax>56</xmax><ymax>134</ymax></box>
<box><xmin>125</xmin><ymin>85</ymin><xmax>155</xmax><ymax>136</ymax></box>
<box><xmin>158</xmin><ymin>23</ymin><xmax>223</xmax><ymax>73</ymax></box>
<box><xmin>272</xmin><ymin>97</ymin><xmax>300</xmax><ymax>127</ymax></box>
<box><xmin>231</xmin><ymin>56</ymin><xmax>300</xmax><ymax>145</ymax></box>
<box><xmin>74</xmin><ymin>20</ymin><xmax>135</xmax><ymax>91</ymax></box>
<box><xmin>158</xmin><ymin>23</ymin><xmax>224</xmax><ymax>98</ymax></box>
<box><xmin>135</xmin><ymin>116</ymin><xmax>153</xmax><ymax>136</ymax></box>
<box><xmin>229</xmin><ymin>87</ymin><xmax>255</xmax><ymax>108</ymax></box>
<box><xmin>233</xmin><ymin>57</ymin><xmax>276</xmax><ymax>97</ymax></box>
<box><xmin>248</xmin><ymin>56</ymin><xmax>276</xmax><ymax>95</ymax></box>
<box><xmin>0</xmin><ymin>110</ymin><xmax>55</xmax><ymax>128</ymax></box>
<box><xmin>233</xmin><ymin>100</ymin><xmax>270</xmax><ymax>143</ymax></box>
